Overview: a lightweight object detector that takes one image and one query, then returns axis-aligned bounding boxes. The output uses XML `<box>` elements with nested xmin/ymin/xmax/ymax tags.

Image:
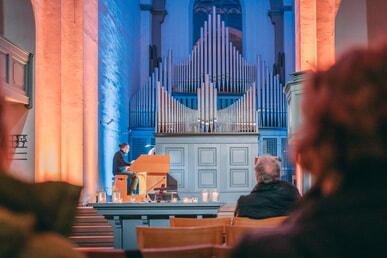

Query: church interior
<box><xmin>1</xmin><ymin>0</ymin><xmax>387</xmax><ymax>219</ymax></box>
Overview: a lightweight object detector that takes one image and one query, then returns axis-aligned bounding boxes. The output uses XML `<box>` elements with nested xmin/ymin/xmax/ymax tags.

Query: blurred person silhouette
<box><xmin>0</xmin><ymin>88</ymin><xmax>83</xmax><ymax>256</ymax></box>
<box><xmin>234</xmin><ymin>154</ymin><xmax>300</xmax><ymax>219</ymax></box>
<box><xmin>232</xmin><ymin>42</ymin><xmax>387</xmax><ymax>257</ymax></box>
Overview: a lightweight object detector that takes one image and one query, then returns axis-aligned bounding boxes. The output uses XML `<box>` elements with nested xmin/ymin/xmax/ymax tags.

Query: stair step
<box><xmin>73</xmin><ymin>242</ymin><xmax>115</xmax><ymax>248</ymax></box>
<box><xmin>76</xmin><ymin>206</ymin><xmax>98</xmax><ymax>215</ymax></box>
<box><xmin>69</xmin><ymin>207</ymin><xmax>114</xmax><ymax>248</ymax></box>
<box><xmin>70</xmin><ymin>235</ymin><xmax>114</xmax><ymax>247</ymax></box>
<box><xmin>70</xmin><ymin>236</ymin><xmax>114</xmax><ymax>247</ymax></box>
<box><xmin>73</xmin><ymin>215</ymin><xmax>109</xmax><ymax>225</ymax></box>
<box><xmin>76</xmin><ymin>247</ymin><xmax>115</xmax><ymax>251</ymax></box>
<box><xmin>70</xmin><ymin>235</ymin><xmax>114</xmax><ymax>243</ymax></box>
<box><xmin>71</xmin><ymin>226</ymin><xmax>114</xmax><ymax>236</ymax></box>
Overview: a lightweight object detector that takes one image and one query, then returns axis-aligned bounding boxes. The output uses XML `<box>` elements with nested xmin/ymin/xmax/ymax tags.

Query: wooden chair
<box><xmin>169</xmin><ymin>217</ymin><xmax>232</xmax><ymax>233</ymax></box>
<box><xmin>170</xmin><ymin>217</ymin><xmax>232</xmax><ymax>244</ymax></box>
<box><xmin>136</xmin><ymin>225</ymin><xmax>224</xmax><ymax>249</ymax></box>
<box><xmin>232</xmin><ymin>216</ymin><xmax>287</xmax><ymax>227</ymax></box>
<box><xmin>225</xmin><ymin>225</ymin><xmax>274</xmax><ymax>246</ymax></box>
<box><xmin>141</xmin><ymin>244</ymin><xmax>232</xmax><ymax>258</ymax></box>
<box><xmin>212</xmin><ymin>244</ymin><xmax>233</xmax><ymax>258</ymax></box>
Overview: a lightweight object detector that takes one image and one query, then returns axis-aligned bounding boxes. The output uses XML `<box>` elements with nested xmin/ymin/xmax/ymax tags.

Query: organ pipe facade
<box><xmin>129</xmin><ymin>6</ymin><xmax>286</xmax><ymax>133</ymax></box>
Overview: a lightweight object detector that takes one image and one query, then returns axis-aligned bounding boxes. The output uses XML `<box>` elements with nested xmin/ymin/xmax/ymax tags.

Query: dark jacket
<box><xmin>234</xmin><ymin>181</ymin><xmax>301</xmax><ymax>219</ymax></box>
<box><xmin>231</xmin><ymin>180</ymin><xmax>387</xmax><ymax>258</ymax></box>
<box><xmin>112</xmin><ymin>150</ymin><xmax>131</xmax><ymax>175</ymax></box>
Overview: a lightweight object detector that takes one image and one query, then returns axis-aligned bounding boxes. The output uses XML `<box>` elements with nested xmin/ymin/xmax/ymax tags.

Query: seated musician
<box><xmin>112</xmin><ymin>143</ymin><xmax>139</xmax><ymax>195</ymax></box>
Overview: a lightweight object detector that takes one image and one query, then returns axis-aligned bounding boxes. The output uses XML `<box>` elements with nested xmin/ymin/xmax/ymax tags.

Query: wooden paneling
<box><xmin>0</xmin><ymin>35</ymin><xmax>32</xmax><ymax>107</ymax></box>
<box><xmin>155</xmin><ymin>134</ymin><xmax>258</xmax><ymax>203</ymax></box>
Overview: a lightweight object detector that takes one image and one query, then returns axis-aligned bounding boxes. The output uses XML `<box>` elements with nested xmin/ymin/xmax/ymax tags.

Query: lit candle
<box><xmin>98</xmin><ymin>188</ymin><xmax>107</xmax><ymax>203</ymax></box>
<box><xmin>201</xmin><ymin>190</ymin><xmax>209</xmax><ymax>202</ymax></box>
<box><xmin>211</xmin><ymin>190</ymin><xmax>219</xmax><ymax>202</ymax></box>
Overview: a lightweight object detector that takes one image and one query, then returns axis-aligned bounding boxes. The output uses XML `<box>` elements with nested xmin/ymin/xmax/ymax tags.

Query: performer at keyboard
<box><xmin>113</xmin><ymin>143</ymin><xmax>139</xmax><ymax>195</ymax></box>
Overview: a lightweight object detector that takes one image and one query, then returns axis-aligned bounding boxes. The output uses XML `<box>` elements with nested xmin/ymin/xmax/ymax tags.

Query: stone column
<box><xmin>32</xmin><ymin>0</ymin><xmax>98</xmax><ymax>202</ymax></box>
<box><xmin>292</xmin><ymin>0</ymin><xmax>341</xmax><ymax>193</ymax></box>
<box><xmin>283</xmin><ymin>71</ymin><xmax>311</xmax><ymax>194</ymax></box>
<box><xmin>295</xmin><ymin>0</ymin><xmax>341</xmax><ymax>71</ymax></box>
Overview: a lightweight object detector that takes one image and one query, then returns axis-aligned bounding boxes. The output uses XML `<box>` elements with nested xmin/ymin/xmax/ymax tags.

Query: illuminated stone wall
<box><xmin>31</xmin><ymin>0</ymin><xmax>98</xmax><ymax>202</ymax></box>
<box><xmin>98</xmin><ymin>0</ymin><xmax>141</xmax><ymax>193</ymax></box>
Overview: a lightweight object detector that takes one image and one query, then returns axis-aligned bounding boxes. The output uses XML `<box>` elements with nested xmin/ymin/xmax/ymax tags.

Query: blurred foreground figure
<box><xmin>0</xmin><ymin>90</ymin><xmax>83</xmax><ymax>257</ymax></box>
<box><xmin>232</xmin><ymin>42</ymin><xmax>387</xmax><ymax>257</ymax></box>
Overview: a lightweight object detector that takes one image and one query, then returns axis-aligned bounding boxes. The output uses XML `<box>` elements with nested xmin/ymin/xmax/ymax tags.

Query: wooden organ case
<box><xmin>115</xmin><ymin>155</ymin><xmax>170</xmax><ymax>202</ymax></box>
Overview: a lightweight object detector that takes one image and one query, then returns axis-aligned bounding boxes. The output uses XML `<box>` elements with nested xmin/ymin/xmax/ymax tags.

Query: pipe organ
<box><xmin>130</xmin><ymin>6</ymin><xmax>286</xmax><ymax>132</ymax></box>
<box><xmin>157</xmin><ymin>75</ymin><xmax>257</xmax><ymax>134</ymax></box>
<box><xmin>174</xmin><ymin>7</ymin><xmax>256</xmax><ymax>93</ymax></box>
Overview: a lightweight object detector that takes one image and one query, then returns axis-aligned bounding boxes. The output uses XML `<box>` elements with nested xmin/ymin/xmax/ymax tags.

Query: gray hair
<box><xmin>255</xmin><ymin>154</ymin><xmax>281</xmax><ymax>183</ymax></box>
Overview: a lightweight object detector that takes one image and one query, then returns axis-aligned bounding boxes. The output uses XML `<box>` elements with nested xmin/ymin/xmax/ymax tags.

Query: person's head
<box><xmin>255</xmin><ymin>154</ymin><xmax>281</xmax><ymax>184</ymax></box>
<box><xmin>119</xmin><ymin>143</ymin><xmax>130</xmax><ymax>153</ymax></box>
<box><xmin>294</xmin><ymin>42</ymin><xmax>387</xmax><ymax>189</ymax></box>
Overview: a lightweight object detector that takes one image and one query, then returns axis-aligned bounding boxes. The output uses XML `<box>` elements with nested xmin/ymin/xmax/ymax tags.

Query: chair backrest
<box><xmin>136</xmin><ymin>225</ymin><xmax>224</xmax><ymax>249</ymax></box>
<box><xmin>232</xmin><ymin>216</ymin><xmax>287</xmax><ymax>226</ymax></box>
<box><xmin>141</xmin><ymin>244</ymin><xmax>232</xmax><ymax>258</ymax></box>
<box><xmin>225</xmin><ymin>225</ymin><xmax>273</xmax><ymax>246</ymax></box>
<box><xmin>169</xmin><ymin>217</ymin><xmax>232</xmax><ymax>233</ymax></box>
<box><xmin>212</xmin><ymin>244</ymin><xmax>233</xmax><ymax>258</ymax></box>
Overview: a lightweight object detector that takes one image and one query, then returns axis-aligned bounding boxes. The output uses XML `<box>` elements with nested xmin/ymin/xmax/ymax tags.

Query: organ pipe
<box><xmin>130</xmin><ymin>6</ymin><xmax>286</xmax><ymax>131</ymax></box>
<box><xmin>157</xmin><ymin>76</ymin><xmax>256</xmax><ymax>133</ymax></box>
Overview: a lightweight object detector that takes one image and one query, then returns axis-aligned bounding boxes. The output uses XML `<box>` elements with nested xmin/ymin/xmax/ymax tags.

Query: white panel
<box><xmin>166</xmin><ymin>147</ymin><xmax>184</xmax><ymax>166</ymax></box>
<box><xmin>156</xmin><ymin>135</ymin><xmax>258</xmax><ymax>203</ymax></box>
<box><xmin>230</xmin><ymin>169</ymin><xmax>249</xmax><ymax>187</ymax></box>
<box><xmin>198</xmin><ymin>147</ymin><xmax>216</xmax><ymax>166</ymax></box>
<box><xmin>0</xmin><ymin>53</ymin><xmax>7</xmax><ymax>82</ymax></box>
<box><xmin>198</xmin><ymin>169</ymin><xmax>217</xmax><ymax>188</ymax></box>
<box><xmin>170</xmin><ymin>169</ymin><xmax>185</xmax><ymax>188</ymax></box>
<box><xmin>12</xmin><ymin>60</ymin><xmax>25</xmax><ymax>90</ymax></box>
<box><xmin>230</xmin><ymin>147</ymin><xmax>248</xmax><ymax>166</ymax></box>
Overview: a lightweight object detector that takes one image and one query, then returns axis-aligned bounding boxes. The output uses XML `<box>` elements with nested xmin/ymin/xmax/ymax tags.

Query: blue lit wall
<box><xmin>162</xmin><ymin>1</ymin><xmax>277</xmax><ymax>66</ymax></box>
<box><xmin>162</xmin><ymin>0</ymin><xmax>295</xmax><ymax>83</ymax></box>
<box><xmin>283</xmin><ymin>0</ymin><xmax>296</xmax><ymax>83</ymax></box>
<box><xmin>98</xmin><ymin>0</ymin><xmax>141</xmax><ymax>192</ymax></box>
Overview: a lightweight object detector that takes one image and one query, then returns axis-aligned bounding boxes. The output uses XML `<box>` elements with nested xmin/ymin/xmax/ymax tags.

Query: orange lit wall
<box><xmin>31</xmin><ymin>0</ymin><xmax>98</xmax><ymax>202</ymax></box>
<box><xmin>296</xmin><ymin>0</ymin><xmax>341</xmax><ymax>71</ymax></box>
<box><xmin>82</xmin><ymin>0</ymin><xmax>99</xmax><ymax>202</ymax></box>
<box><xmin>294</xmin><ymin>0</ymin><xmax>341</xmax><ymax>193</ymax></box>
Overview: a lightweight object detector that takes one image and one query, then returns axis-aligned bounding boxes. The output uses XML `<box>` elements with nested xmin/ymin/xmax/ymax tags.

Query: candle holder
<box><xmin>201</xmin><ymin>189</ymin><xmax>209</xmax><ymax>202</ymax></box>
<box><xmin>210</xmin><ymin>189</ymin><xmax>219</xmax><ymax>202</ymax></box>
<box><xmin>98</xmin><ymin>187</ymin><xmax>107</xmax><ymax>203</ymax></box>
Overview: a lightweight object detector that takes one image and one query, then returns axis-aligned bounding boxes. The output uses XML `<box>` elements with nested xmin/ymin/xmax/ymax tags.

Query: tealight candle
<box><xmin>201</xmin><ymin>189</ymin><xmax>209</xmax><ymax>202</ymax></box>
<box><xmin>211</xmin><ymin>190</ymin><xmax>219</xmax><ymax>202</ymax></box>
